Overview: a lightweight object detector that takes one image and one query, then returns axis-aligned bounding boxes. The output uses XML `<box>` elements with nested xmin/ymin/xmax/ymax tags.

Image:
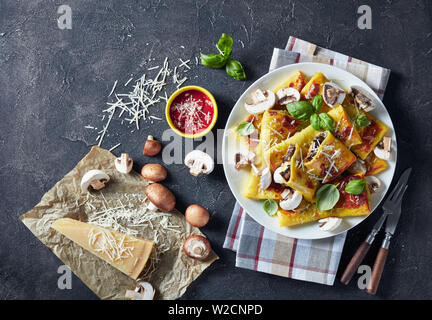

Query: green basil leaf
<box><xmin>263</xmin><ymin>199</ymin><xmax>278</xmax><ymax>216</ymax></box>
<box><xmin>345</xmin><ymin>179</ymin><xmax>366</xmax><ymax>195</ymax></box>
<box><xmin>316</xmin><ymin>184</ymin><xmax>340</xmax><ymax>211</ymax></box>
<box><xmin>225</xmin><ymin>59</ymin><xmax>246</xmax><ymax>81</ymax></box>
<box><xmin>236</xmin><ymin>121</ymin><xmax>255</xmax><ymax>136</ymax></box>
<box><xmin>312</xmin><ymin>94</ymin><xmax>323</xmax><ymax>113</ymax></box>
<box><xmin>318</xmin><ymin>113</ymin><xmax>335</xmax><ymax>131</ymax></box>
<box><xmin>217</xmin><ymin>33</ymin><xmax>233</xmax><ymax>58</ymax></box>
<box><xmin>200</xmin><ymin>53</ymin><xmax>228</xmax><ymax>69</ymax></box>
<box><xmin>286</xmin><ymin>101</ymin><xmax>314</xmax><ymax>122</ymax></box>
<box><xmin>310</xmin><ymin>113</ymin><xmax>321</xmax><ymax>130</ymax></box>
<box><xmin>355</xmin><ymin>113</ymin><xmax>371</xmax><ymax>128</ymax></box>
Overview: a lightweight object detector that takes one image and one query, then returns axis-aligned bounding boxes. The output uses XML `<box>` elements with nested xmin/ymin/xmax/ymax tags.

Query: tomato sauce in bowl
<box><xmin>166</xmin><ymin>86</ymin><xmax>217</xmax><ymax>138</ymax></box>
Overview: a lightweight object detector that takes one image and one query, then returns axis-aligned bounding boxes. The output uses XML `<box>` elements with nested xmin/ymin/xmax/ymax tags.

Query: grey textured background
<box><xmin>1</xmin><ymin>0</ymin><xmax>431</xmax><ymax>300</ymax></box>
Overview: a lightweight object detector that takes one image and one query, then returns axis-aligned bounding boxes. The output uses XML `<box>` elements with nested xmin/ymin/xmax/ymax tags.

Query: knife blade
<box><xmin>384</xmin><ymin>185</ymin><xmax>408</xmax><ymax>234</ymax></box>
<box><xmin>383</xmin><ymin>168</ymin><xmax>412</xmax><ymax>236</ymax></box>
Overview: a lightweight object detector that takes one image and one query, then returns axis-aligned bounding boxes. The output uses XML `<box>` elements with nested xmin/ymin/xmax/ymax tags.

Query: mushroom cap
<box><xmin>143</xmin><ymin>136</ymin><xmax>162</xmax><ymax>156</ymax></box>
<box><xmin>318</xmin><ymin>217</ymin><xmax>342</xmax><ymax>232</ymax></box>
<box><xmin>259</xmin><ymin>167</ymin><xmax>272</xmax><ymax>190</ymax></box>
<box><xmin>80</xmin><ymin>170</ymin><xmax>110</xmax><ymax>192</ymax></box>
<box><xmin>184</xmin><ymin>150</ymin><xmax>215</xmax><ymax>175</ymax></box>
<box><xmin>244</xmin><ymin>89</ymin><xmax>276</xmax><ymax>114</ymax></box>
<box><xmin>351</xmin><ymin>86</ymin><xmax>376</xmax><ymax>112</ymax></box>
<box><xmin>273</xmin><ymin>167</ymin><xmax>287</xmax><ymax>184</ymax></box>
<box><xmin>183</xmin><ymin>235</ymin><xmax>211</xmax><ymax>260</ymax></box>
<box><xmin>114</xmin><ymin>153</ymin><xmax>133</xmax><ymax>174</ymax></box>
<box><xmin>323</xmin><ymin>82</ymin><xmax>346</xmax><ymax>107</ymax></box>
<box><xmin>125</xmin><ymin>281</ymin><xmax>155</xmax><ymax>300</ymax></box>
<box><xmin>279</xmin><ymin>189</ymin><xmax>303</xmax><ymax>211</ymax></box>
<box><xmin>276</xmin><ymin>87</ymin><xmax>300</xmax><ymax>105</ymax></box>
<box><xmin>185</xmin><ymin>204</ymin><xmax>210</xmax><ymax>227</ymax></box>
<box><xmin>366</xmin><ymin>176</ymin><xmax>381</xmax><ymax>194</ymax></box>
<box><xmin>141</xmin><ymin>163</ymin><xmax>167</xmax><ymax>182</ymax></box>
<box><xmin>145</xmin><ymin>183</ymin><xmax>176</xmax><ymax>212</ymax></box>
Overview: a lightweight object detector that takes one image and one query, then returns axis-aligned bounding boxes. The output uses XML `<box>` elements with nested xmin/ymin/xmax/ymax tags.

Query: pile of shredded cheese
<box><xmin>88</xmin><ymin>228</ymin><xmax>136</xmax><ymax>262</ymax></box>
<box><xmin>84</xmin><ymin>191</ymin><xmax>181</xmax><ymax>278</ymax></box>
<box><xmin>87</xmin><ymin>56</ymin><xmax>195</xmax><ymax>149</ymax></box>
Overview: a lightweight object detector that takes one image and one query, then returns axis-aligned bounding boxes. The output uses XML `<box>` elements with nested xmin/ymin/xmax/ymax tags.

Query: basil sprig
<box><xmin>226</xmin><ymin>60</ymin><xmax>246</xmax><ymax>80</ymax></box>
<box><xmin>318</xmin><ymin>113</ymin><xmax>335</xmax><ymax>131</ymax></box>
<box><xmin>287</xmin><ymin>94</ymin><xmax>334</xmax><ymax>132</ymax></box>
<box><xmin>310</xmin><ymin>113</ymin><xmax>321</xmax><ymax>130</ymax></box>
<box><xmin>236</xmin><ymin>121</ymin><xmax>255</xmax><ymax>136</ymax></box>
<box><xmin>200</xmin><ymin>53</ymin><xmax>228</xmax><ymax>69</ymax></box>
<box><xmin>316</xmin><ymin>184</ymin><xmax>340</xmax><ymax>211</ymax></box>
<box><xmin>217</xmin><ymin>33</ymin><xmax>233</xmax><ymax>57</ymax></box>
<box><xmin>200</xmin><ymin>33</ymin><xmax>246</xmax><ymax>81</ymax></box>
<box><xmin>312</xmin><ymin>94</ymin><xmax>323</xmax><ymax>113</ymax></box>
<box><xmin>286</xmin><ymin>101</ymin><xmax>314</xmax><ymax>122</ymax></box>
<box><xmin>263</xmin><ymin>199</ymin><xmax>278</xmax><ymax>216</ymax></box>
<box><xmin>355</xmin><ymin>113</ymin><xmax>371</xmax><ymax>128</ymax></box>
<box><xmin>345</xmin><ymin>179</ymin><xmax>366</xmax><ymax>195</ymax></box>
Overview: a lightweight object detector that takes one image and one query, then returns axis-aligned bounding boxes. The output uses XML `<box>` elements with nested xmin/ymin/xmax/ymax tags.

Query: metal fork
<box><xmin>366</xmin><ymin>168</ymin><xmax>411</xmax><ymax>294</ymax></box>
<box><xmin>340</xmin><ymin>168</ymin><xmax>411</xmax><ymax>288</ymax></box>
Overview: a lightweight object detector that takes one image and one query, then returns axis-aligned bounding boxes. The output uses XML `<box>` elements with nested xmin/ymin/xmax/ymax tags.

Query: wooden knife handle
<box><xmin>366</xmin><ymin>247</ymin><xmax>389</xmax><ymax>295</ymax></box>
<box><xmin>340</xmin><ymin>241</ymin><xmax>371</xmax><ymax>285</ymax></box>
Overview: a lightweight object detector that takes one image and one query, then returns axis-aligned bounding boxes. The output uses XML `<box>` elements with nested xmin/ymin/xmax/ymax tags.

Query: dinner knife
<box><xmin>340</xmin><ymin>210</ymin><xmax>390</xmax><ymax>285</ymax></box>
<box><xmin>366</xmin><ymin>167</ymin><xmax>412</xmax><ymax>295</ymax></box>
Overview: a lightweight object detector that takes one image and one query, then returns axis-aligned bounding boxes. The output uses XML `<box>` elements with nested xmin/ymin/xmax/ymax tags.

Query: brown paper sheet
<box><xmin>20</xmin><ymin>146</ymin><xmax>218</xmax><ymax>300</ymax></box>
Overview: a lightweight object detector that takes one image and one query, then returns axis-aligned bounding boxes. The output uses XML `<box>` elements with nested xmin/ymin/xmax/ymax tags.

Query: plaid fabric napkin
<box><xmin>223</xmin><ymin>36</ymin><xmax>391</xmax><ymax>286</ymax></box>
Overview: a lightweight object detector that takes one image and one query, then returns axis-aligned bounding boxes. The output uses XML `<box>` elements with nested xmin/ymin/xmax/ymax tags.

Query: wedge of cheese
<box><xmin>51</xmin><ymin>218</ymin><xmax>154</xmax><ymax>279</ymax></box>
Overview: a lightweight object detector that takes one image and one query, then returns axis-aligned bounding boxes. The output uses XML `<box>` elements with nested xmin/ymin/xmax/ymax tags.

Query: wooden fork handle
<box><xmin>366</xmin><ymin>247</ymin><xmax>389</xmax><ymax>295</ymax></box>
<box><xmin>340</xmin><ymin>241</ymin><xmax>371</xmax><ymax>285</ymax></box>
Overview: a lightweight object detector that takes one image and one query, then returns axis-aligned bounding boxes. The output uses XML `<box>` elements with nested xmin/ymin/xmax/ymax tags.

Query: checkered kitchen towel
<box><xmin>223</xmin><ymin>36</ymin><xmax>391</xmax><ymax>285</ymax></box>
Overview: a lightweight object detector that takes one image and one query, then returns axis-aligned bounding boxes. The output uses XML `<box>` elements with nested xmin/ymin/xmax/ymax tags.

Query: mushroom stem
<box><xmin>147</xmin><ymin>201</ymin><xmax>158</xmax><ymax>211</ymax></box>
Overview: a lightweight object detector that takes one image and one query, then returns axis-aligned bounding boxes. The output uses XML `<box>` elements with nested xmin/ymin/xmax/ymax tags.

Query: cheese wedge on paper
<box><xmin>51</xmin><ymin>218</ymin><xmax>154</xmax><ymax>279</ymax></box>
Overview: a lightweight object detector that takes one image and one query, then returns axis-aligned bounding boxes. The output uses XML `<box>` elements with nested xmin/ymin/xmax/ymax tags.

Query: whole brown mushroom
<box><xmin>185</xmin><ymin>204</ymin><xmax>210</xmax><ymax>227</ymax></box>
<box><xmin>145</xmin><ymin>183</ymin><xmax>176</xmax><ymax>212</ymax></box>
<box><xmin>183</xmin><ymin>235</ymin><xmax>211</xmax><ymax>260</ymax></box>
<box><xmin>141</xmin><ymin>164</ymin><xmax>167</xmax><ymax>183</ymax></box>
<box><xmin>143</xmin><ymin>135</ymin><xmax>162</xmax><ymax>156</ymax></box>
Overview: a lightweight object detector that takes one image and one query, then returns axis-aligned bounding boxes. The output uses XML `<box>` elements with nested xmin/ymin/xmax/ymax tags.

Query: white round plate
<box><xmin>222</xmin><ymin>62</ymin><xmax>396</xmax><ymax>240</ymax></box>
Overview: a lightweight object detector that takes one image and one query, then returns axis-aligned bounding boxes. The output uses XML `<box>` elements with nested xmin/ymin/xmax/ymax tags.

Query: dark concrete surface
<box><xmin>1</xmin><ymin>0</ymin><xmax>431</xmax><ymax>300</ymax></box>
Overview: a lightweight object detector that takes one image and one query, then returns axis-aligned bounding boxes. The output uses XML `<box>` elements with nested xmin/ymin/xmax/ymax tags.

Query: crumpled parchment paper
<box><xmin>20</xmin><ymin>146</ymin><xmax>218</xmax><ymax>300</ymax></box>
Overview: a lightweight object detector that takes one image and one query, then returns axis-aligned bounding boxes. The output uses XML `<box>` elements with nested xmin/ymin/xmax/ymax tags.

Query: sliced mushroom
<box><xmin>114</xmin><ymin>153</ymin><xmax>133</xmax><ymax>174</ymax></box>
<box><xmin>374</xmin><ymin>136</ymin><xmax>392</xmax><ymax>160</ymax></box>
<box><xmin>125</xmin><ymin>281</ymin><xmax>155</xmax><ymax>300</ymax></box>
<box><xmin>259</xmin><ymin>167</ymin><xmax>272</xmax><ymax>190</ymax></box>
<box><xmin>366</xmin><ymin>176</ymin><xmax>381</xmax><ymax>194</ymax></box>
<box><xmin>143</xmin><ymin>135</ymin><xmax>162</xmax><ymax>156</ymax></box>
<box><xmin>244</xmin><ymin>89</ymin><xmax>276</xmax><ymax>114</ymax></box>
<box><xmin>351</xmin><ymin>86</ymin><xmax>376</xmax><ymax>112</ymax></box>
<box><xmin>250</xmin><ymin>163</ymin><xmax>260</xmax><ymax>175</ymax></box>
<box><xmin>348</xmin><ymin>159</ymin><xmax>367</xmax><ymax>174</ymax></box>
<box><xmin>276</xmin><ymin>87</ymin><xmax>300</xmax><ymax>105</ymax></box>
<box><xmin>323</xmin><ymin>82</ymin><xmax>346</xmax><ymax>107</ymax></box>
<box><xmin>145</xmin><ymin>183</ymin><xmax>176</xmax><ymax>212</ymax></box>
<box><xmin>234</xmin><ymin>149</ymin><xmax>256</xmax><ymax>170</ymax></box>
<box><xmin>141</xmin><ymin>163</ymin><xmax>167</xmax><ymax>182</ymax></box>
<box><xmin>318</xmin><ymin>217</ymin><xmax>342</xmax><ymax>231</ymax></box>
<box><xmin>183</xmin><ymin>235</ymin><xmax>211</xmax><ymax>260</ymax></box>
<box><xmin>273</xmin><ymin>167</ymin><xmax>286</xmax><ymax>184</ymax></box>
<box><xmin>279</xmin><ymin>188</ymin><xmax>303</xmax><ymax>211</ymax></box>
<box><xmin>80</xmin><ymin>170</ymin><xmax>110</xmax><ymax>192</ymax></box>
<box><xmin>185</xmin><ymin>204</ymin><xmax>210</xmax><ymax>227</ymax></box>
<box><xmin>184</xmin><ymin>150</ymin><xmax>214</xmax><ymax>176</ymax></box>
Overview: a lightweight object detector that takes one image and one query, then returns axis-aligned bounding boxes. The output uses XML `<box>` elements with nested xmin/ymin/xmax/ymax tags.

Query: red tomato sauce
<box><xmin>335</xmin><ymin>175</ymin><xmax>367</xmax><ymax>209</ymax></box>
<box><xmin>169</xmin><ymin>90</ymin><xmax>214</xmax><ymax>135</ymax></box>
<box><xmin>359</xmin><ymin>119</ymin><xmax>382</xmax><ymax>153</ymax></box>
